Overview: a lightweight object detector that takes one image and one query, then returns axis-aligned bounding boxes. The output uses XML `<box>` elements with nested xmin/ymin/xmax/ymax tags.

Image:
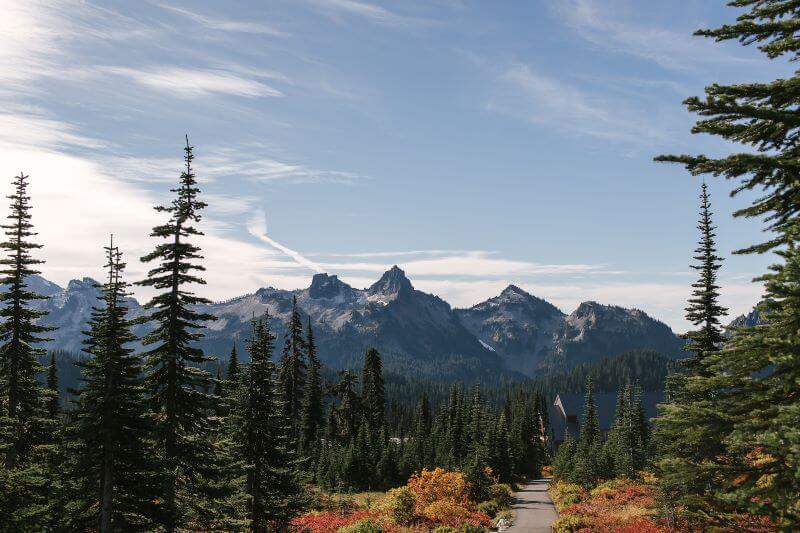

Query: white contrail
<box><xmin>246</xmin><ymin>210</ymin><xmax>324</xmax><ymax>273</ymax></box>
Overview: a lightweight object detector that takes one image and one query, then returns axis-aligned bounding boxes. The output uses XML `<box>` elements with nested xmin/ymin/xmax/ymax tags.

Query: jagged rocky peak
<box><xmin>308</xmin><ymin>272</ymin><xmax>354</xmax><ymax>300</ymax></box>
<box><xmin>729</xmin><ymin>307</ymin><xmax>762</xmax><ymax>328</ymax></box>
<box><xmin>66</xmin><ymin>277</ymin><xmax>100</xmax><ymax>291</ymax></box>
<box><xmin>500</xmin><ymin>284</ymin><xmax>528</xmax><ymax>298</ymax></box>
<box><xmin>368</xmin><ymin>265</ymin><xmax>413</xmax><ymax>295</ymax></box>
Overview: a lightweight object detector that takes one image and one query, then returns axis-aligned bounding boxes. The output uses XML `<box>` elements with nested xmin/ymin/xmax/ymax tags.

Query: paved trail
<box><xmin>505</xmin><ymin>479</ymin><xmax>557</xmax><ymax>532</ymax></box>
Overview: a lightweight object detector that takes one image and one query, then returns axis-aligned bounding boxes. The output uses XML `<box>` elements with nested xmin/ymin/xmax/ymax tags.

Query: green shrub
<box><xmin>489</xmin><ymin>483</ymin><xmax>514</xmax><ymax>509</ymax></box>
<box><xmin>476</xmin><ymin>500</ymin><xmax>499</xmax><ymax>517</ymax></box>
<box><xmin>550</xmin><ymin>482</ymin><xmax>585</xmax><ymax>508</ymax></box>
<box><xmin>337</xmin><ymin>518</ymin><xmax>382</xmax><ymax>533</ymax></box>
<box><xmin>456</xmin><ymin>525</ymin><xmax>487</xmax><ymax>533</ymax></box>
<box><xmin>553</xmin><ymin>514</ymin><xmax>593</xmax><ymax>532</ymax></box>
<box><xmin>378</xmin><ymin>486</ymin><xmax>415</xmax><ymax>525</ymax></box>
<box><xmin>432</xmin><ymin>527</ymin><xmax>457</xmax><ymax>533</ymax></box>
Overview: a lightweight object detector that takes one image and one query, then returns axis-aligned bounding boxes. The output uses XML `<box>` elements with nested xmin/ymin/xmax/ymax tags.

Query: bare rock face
<box><xmin>455</xmin><ymin>285</ymin><xmax>564</xmax><ymax>376</ymax></box>
<box><xmin>458</xmin><ymin>290</ymin><xmax>684</xmax><ymax>375</ymax></box>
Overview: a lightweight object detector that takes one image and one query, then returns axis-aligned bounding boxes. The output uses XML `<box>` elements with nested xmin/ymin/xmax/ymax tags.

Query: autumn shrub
<box><xmin>432</xmin><ymin>527</ymin><xmax>457</xmax><ymax>533</ymax></box>
<box><xmin>612</xmin><ymin>517</ymin><xmax>669</xmax><ymax>532</ymax></box>
<box><xmin>291</xmin><ymin>510</ymin><xmax>374</xmax><ymax>533</ymax></box>
<box><xmin>455</xmin><ymin>525</ymin><xmax>486</xmax><ymax>533</ymax></box>
<box><xmin>337</xmin><ymin>518</ymin><xmax>382</xmax><ymax>533</ymax></box>
<box><xmin>550</xmin><ymin>481</ymin><xmax>585</xmax><ymax>507</ymax></box>
<box><xmin>422</xmin><ymin>500</ymin><xmax>471</xmax><ymax>522</ymax></box>
<box><xmin>377</xmin><ymin>487</ymin><xmax>415</xmax><ymax>525</ymax></box>
<box><xmin>553</xmin><ymin>513</ymin><xmax>594</xmax><ymax>532</ymax></box>
<box><xmin>407</xmin><ymin>468</ymin><xmax>472</xmax><ymax>514</ymax></box>
<box><xmin>475</xmin><ymin>500</ymin><xmax>498</xmax><ymax>517</ymax></box>
<box><xmin>488</xmin><ymin>483</ymin><xmax>513</xmax><ymax>509</ymax></box>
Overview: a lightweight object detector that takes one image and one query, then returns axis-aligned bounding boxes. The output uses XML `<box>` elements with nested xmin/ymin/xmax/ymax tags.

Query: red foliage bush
<box><xmin>612</xmin><ymin>517</ymin><xmax>669</xmax><ymax>532</ymax></box>
<box><xmin>291</xmin><ymin>510</ymin><xmax>400</xmax><ymax>533</ymax></box>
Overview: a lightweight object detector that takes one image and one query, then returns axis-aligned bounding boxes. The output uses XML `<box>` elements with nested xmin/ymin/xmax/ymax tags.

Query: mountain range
<box><xmin>29</xmin><ymin>266</ymin><xmax>693</xmax><ymax>380</ymax></box>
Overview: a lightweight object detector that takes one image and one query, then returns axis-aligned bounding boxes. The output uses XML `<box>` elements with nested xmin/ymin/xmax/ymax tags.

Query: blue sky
<box><xmin>0</xmin><ymin>0</ymin><xmax>791</xmax><ymax>330</ymax></box>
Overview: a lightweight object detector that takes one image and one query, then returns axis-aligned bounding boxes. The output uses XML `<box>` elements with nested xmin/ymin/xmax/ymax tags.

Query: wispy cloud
<box><xmin>0</xmin><ymin>1</ymin><xmax>154</xmax><ymax>87</ymax></box>
<box><xmin>154</xmin><ymin>2</ymin><xmax>289</xmax><ymax>36</ymax></box>
<box><xmin>104</xmin><ymin>66</ymin><xmax>284</xmax><ymax>98</ymax></box>
<box><xmin>0</xmin><ymin>109</ymin><xmax>106</xmax><ymax>151</ymax></box>
<box><xmin>247</xmin><ymin>210</ymin><xmax>323</xmax><ymax>273</ymax></box>
<box><xmin>202</xmin><ymin>146</ymin><xmax>362</xmax><ymax>184</ymax></box>
<box><xmin>307</xmin><ymin>0</ymin><xmax>426</xmax><ymax>27</ymax></box>
<box><xmin>553</xmin><ymin>0</ymin><xmax>753</xmax><ymax>71</ymax></box>
<box><xmin>488</xmin><ymin>64</ymin><xmax>665</xmax><ymax>145</ymax></box>
<box><xmin>309</xmin><ymin>249</ymin><xmax>491</xmax><ymax>258</ymax></box>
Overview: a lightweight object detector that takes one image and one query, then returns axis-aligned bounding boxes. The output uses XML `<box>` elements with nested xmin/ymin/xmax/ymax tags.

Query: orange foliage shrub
<box><xmin>407</xmin><ymin>468</ymin><xmax>472</xmax><ymax>514</ymax></box>
<box><xmin>421</xmin><ymin>500</ymin><xmax>471</xmax><ymax>522</ymax></box>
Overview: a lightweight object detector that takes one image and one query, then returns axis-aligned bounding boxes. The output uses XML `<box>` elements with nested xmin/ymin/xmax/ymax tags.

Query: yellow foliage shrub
<box><xmin>421</xmin><ymin>500</ymin><xmax>471</xmax><ymax>522</ymax></box>
<box><xmin>407</xmin><ymin>468</ymin><xmax>472</xmax><ymax>514</ymax></box>
<box><xmin>376</xmin><ymin>487</ymin><xmax>416</xmax><ymax>525</ymax></box>
<box><xmin>550</xmin><ymin>481</ymin><xmax>585</xmax><ymax>508</ymax></box>
<box><xmin>489</xmin><ymin>483</ymin><xmax>514</xmax><ymax>509</ymax></box>
<box><xmin>553</xmin><ymin>513</ymin><xmax>594</xmax><ymax>532</ymax></box>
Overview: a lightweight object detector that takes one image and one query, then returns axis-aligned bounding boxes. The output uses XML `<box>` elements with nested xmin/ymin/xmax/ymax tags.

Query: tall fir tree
<box><xmin>330</xmin><ymin>370</ymin><xmax>360</xmax><ymax>441</ymax></box>
<box><xmin>653</xmin><ymin>168</ymin><xmax>733</xmax><ymax>526</ymax></box>
<box><xmin>684</xmin><ymin>183</ymin><xmax>728</xmax><ymax>374</ymax></box>
<box><xmin>67</xmin><ymin>239</ymin><xmax>157</xmax><ymax>531</ymax></box>
<box><xmin>45</xmin><ymin>352</ymin><xmax>59</xmax><ymax>421</ymax></box>
<box><xmin>553</xmin><ymin>430</ymin><xmax>577</xmax><ymax>481</ymax></box>
<box><xmin>572</xmin><ymin>378</ymin><xmax>601</xmax><ymax>487</ymax></box>
<box><xmin>279</xmin><ymin>296</ymin><xmax>306</xmax><ymax>423</ymax></box>
<box><xmin>299</xmin><ymin>320</ymin><xmax>323</xmax><ymax>452</ymax></box>
<box><xmin>0</xmin><ymin>173</ymin><xmax>53</xmax><ymax>469</ymax></box>
<box><xmin>656</xmin><ymin>3</ymin><xmax>800</xmax><ymax>526</ymax></box>
<box><xmin>361</xmin><ymin>347</ymin><xmax>385</xmax><ymax>431</ymax></box>
<box><xmin>493</xmin><ymin>413</ymin><xmax>513</xmax><ymax>482</ymax></box>
<box><xmin>231</xmin><ymin>313</ymin><xmax>307</xmax><ymax>530</ymax></box>
<box><xmin>136</xmin><ymin>138</ymin><xmax>219</xmax><ymax>530</ymax></box>
<box><xmin>226</xmin><ymin>343</ymin><xmax>240</xmax><ymax>388</ymax></box>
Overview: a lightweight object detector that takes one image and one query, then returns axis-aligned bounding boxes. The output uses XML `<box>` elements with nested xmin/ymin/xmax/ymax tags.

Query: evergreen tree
<box><xmin>231</xmin><ymin>313</ymin><xmax>307</xmax><ymax>530</ymax></box>
<box><xmin>45</xmin><ymin>352</ymin><xmax>59</xmax><ymax>421</ymax></box>
<box><xmin>0</xmin><ymin>172</ymin><xmax>53</xmax><ymax>469</ymax></box>
<box><xmin>226</xmin><ymin>343</ymin><xmax>240</xmax><ymax>388</ymax></box>
<box><xmin>572</xmin><ymin>378</ymin><xmax>601</xmax><ymax>487</ymax></box>
<box><xmin>493</xmin><ymin>413</ymin><xmax>513</xmax><ymax>482</ymax></box>
<box><xmin>299</xmin><ymin>320</ymin><xmax>322</xmax><ymax>451</ymax></box>
<box><xmin>656</xmin><ymin>4</ymin><xmax>800</xmax><ymax>525</ymax></box>
<box><xmin>331</xmin><ymin>370</ymin><xmax>360</xmax><ymax>441</ymax></box>
<box><xmin>606</xmin><ymin>384</ymin><xmax>632</xmax><ymax>478</ymax></box>
<box><xmin>214</xmin><ymin>366</ymin><xmax>224</xmax><ymax>399</ymax></box>
<box><xmin>630</xmin><ymin>382</ymin><xmax>649</xmax><ymax>469</ymax></box>
<box><xmin>714</xmin><ymin>230</ymin><xmax>800</xmax><ymax>526</ymax></box>
<box><xmin>684</xmin><ymin>183</ymin><xmax>728</xmax><ymax>373</ymax></box>
<box><xmin>136</xmin><ymin>138</ymin><xmax>219</xmax><ymax>530</ymax></box>
<box><xmin>531</xmin><ymin>394</ymin><xmax>545</xmax><ymax>477</ymax></box>
<box><xmin>553</xmin><ymin>431</ymin><xmax>576</xmax><ymax>481</ymax></box>
<box><xmin>67</xmin><ymin>239</ymin><xmax>157</xmax><ymax>531</ymax></box>
<box><xmin>279</xmin><ymin>296</ymin><xmax>306</xmax><ymax>423</ymax></box>
<box><xmin>653</xmin><ymin>184</ymin><xmax>731</xmax><ymax>523</ymax></box>
<box><xmin>361</xmin><ymin>347</ymin><xmax>385</xmax><ymax>430</ymax></box>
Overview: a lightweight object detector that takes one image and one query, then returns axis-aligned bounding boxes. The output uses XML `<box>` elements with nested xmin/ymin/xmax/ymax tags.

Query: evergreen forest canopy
<box><xmin>1</xmin><ymin>0</ymin><xmax>799</xmax><ymax>530</ymax></box>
